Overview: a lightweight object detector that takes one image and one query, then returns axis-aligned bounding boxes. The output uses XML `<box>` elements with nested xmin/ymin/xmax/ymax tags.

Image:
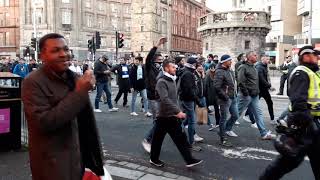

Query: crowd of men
<box><xmin>3</xmin><ymin>33</ymin><xmax>320</xmax><ymax>179</ymax></box>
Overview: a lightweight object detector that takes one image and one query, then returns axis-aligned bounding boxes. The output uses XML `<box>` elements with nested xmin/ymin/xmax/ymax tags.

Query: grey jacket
<box><xmin>213</xmin><ymin>64</ymin><xmax>237</xmax><ymax>101</ymax></box>
<box><xmin>237</xmin><ymin>61</ymin><xmax>259</xmax><ymax>96</ymax></box>
<box><xmin>156</xmin><ymin>74</ymin><xmax>181</xmax><ymax>118</ymax></box>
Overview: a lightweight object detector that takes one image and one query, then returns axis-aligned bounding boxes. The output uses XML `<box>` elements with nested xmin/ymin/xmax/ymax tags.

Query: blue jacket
<box><xmin>13</xmin><ymin>63</ymin><xmax>29</xmax><ymax>78</ymax></box>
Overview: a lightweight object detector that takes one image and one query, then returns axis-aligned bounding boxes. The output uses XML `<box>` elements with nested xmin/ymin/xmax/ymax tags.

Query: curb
<box><xmin>271</xmin><ymin>95</ymin><xmax>289</xmax><ymax>100</ymax></box>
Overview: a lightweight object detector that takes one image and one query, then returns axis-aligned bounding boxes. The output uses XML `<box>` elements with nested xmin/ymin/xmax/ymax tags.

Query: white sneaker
<box><xmin>94</xmin><ymin>109</ymin><xmax>102</xmax><ymax>113</ymax></box>
<box><xmin>243</xmin><ymin>115</ymin><xmax>251</xmax><ymax>123</ymax></box>
<box><xmin>270</xmin><ymin>120</ymin><xmax>278</xmax><ymax>125</ymax></box>
<box><xmin>109</xmin><ymin>107</ymin><xmax>119</xmax><ymax>112</ymax></box>
<box><xmin>226</xmin><ymin>131</ymin><xmax>238</xmax><ymax>137</ymax></box>
<box><xmin>130</xmin><ymin>112</ymin><xmax>139</xmax><ymax>116</ymax></box>
<box><xmin>145</xmin><ymin>112</ymin><xmax>152</xmax><ymax>117</ymax></box>
<box><xmin>251</xmin><ymin>123</ymin><xmax>258</xmax><ymax>129</ymax></box>
<box><xmin>262</xmin><ymin>131</ymin><xmax>276</xmax><ymax>140</ymax></box>
<box><xmin>235</xmin><ymin>121</ymin><xmax>240</xmax><ymax>125</ymax></box>
<box><xmin>194</xmin><ymin>134</ymin><xmax>204</xmax><ymax>142</ymax></box>
<box><xmin>142</xmin><ymin>139</ymin><xmax>151</xmax><ymax>153</ymax></box>
<box><xmin>185</xmin><ymin>125</ymin><xmax>188</xmax><ymax>129</ymax></box>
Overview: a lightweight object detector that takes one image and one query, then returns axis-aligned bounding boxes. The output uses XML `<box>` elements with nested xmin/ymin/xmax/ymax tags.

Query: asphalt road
<box><xmin>93</xmin><ymin>92</ymin><xmax>314</xmax><ymax>180</ymax></box>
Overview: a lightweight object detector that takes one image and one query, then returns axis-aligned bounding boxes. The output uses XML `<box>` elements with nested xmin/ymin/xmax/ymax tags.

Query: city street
<box><xmin>0</xmin><ymin>78</ymin><xmax>313</xmax><ymax>180</ymax></box>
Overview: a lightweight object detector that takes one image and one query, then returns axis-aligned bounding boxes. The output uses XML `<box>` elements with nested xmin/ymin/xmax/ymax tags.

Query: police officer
<box><xmin>260</xmin><ymin>46</ymin><xmax>320</xmax><ymax>180</ymax></box>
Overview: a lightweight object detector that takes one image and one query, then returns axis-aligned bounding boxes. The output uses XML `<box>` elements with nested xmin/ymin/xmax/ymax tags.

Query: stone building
<box><xmin>198</xmin><ymin>10</ymin><xmax>271</xmax><ymax>60</ymax></box>
<box><xmin>131</xmin><ymin>0</ymin><xmax>209</xmax><ymax>57</ymax></box>
<box><xmin>131</xmin><ymin>0</ymin><xmax>172</xmax><ymax>58</ymax></box>
<box><xmin>0</xmin><ymin>0</ymin><xmax>20</xmax><ymax>59</ymax></box>
<box><xmin>20</xmin><ymin>0</ymin><xmax>132</xmax><ymax>61</ymax></box>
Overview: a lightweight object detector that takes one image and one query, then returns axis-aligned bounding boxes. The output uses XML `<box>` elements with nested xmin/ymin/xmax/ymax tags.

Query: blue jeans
<box><xmin>246</xmin><ymin>106</ymin><xmax>256</xmax><ymax>124</ymax></box>
<box><xmin>131</xmin><ymin>89</ymin><xmax>148</xmax><ymax>113</ymax></box>
<box><xmin>218</xmin><ymin>97</ymin><xmax>239</xmax><ymax>140</ymax></box>
<box><xmin>181</xmin><ymin>101</ymin><xmax>196</xmax><ymax>145</ymax></box>
<box><xmin>199</xmin><ymin>97</ymin><xmax>213</xmax><ymax>126</ymax></box>
<box><xmin>95</xmin><ymin>82</ymin><xmax>113</xmax><ymax>109</ymax></box>
<box><xmin>238</xmin><ymin>93</ymin><xmax>268</xmax><ymax>137</ymax></box>
<box><xmin>145</xmin><ymin>99</ymin><xmax>159</xmax><ymax>143</ymax></box>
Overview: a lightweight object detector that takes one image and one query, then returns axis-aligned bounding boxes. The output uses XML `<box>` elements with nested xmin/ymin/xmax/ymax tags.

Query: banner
<box><xmin>0</xmin><ymin>108</ymin><xmax>10</xmax><ymax>134</ymax></box>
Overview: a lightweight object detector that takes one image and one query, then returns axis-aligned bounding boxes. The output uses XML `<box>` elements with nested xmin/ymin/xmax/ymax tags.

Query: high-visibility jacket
<box><xmin>289</xmin><ymin>65</ymin><xmax>320</xmax><ymax>116</ymax></box>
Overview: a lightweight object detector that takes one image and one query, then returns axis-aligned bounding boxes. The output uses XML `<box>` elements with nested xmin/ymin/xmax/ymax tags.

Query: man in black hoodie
<box><xmin>142</xmin><ymin>37</ymin><xmax>167</xmax><ymax>153</ymax></box>
<box><xmin>179</xmin><ymin>57</ymin><xmax>203</xmax><ymax>151</ymax></box>
<box><xmin>150</xmin><ymin>59</ymin><xmax>203</xmax><ymax>168</ymax></box>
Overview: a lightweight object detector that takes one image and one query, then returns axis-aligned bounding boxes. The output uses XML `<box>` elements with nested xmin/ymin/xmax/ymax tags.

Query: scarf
<box><xmin>163</xmin><ymin>71</ymin><xmax>177</xmax><ymax>81</ymax></box>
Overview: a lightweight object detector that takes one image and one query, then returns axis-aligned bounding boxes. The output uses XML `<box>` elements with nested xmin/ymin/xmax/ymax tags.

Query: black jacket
<box><xmin>237</xmin><ymin>62</ymin><xmax>259</xmax><ymax>96</ymax></box>
<box><xmin>28</xmin><ymin>63</ymin><xmax>39</xmax><ymax>72</ymax></box>
<box><xmin>255</xmin><ymin>62</ymin><xmax>271</xmax><ymax>92</ymax></box>
<box><xmin>213</xmin><ymin>64</ymin><xmax>237</xmax><ymax>101</ymax></box>
<box><xmin>204</xmin><ymin>70</ymin><xmax>218</xmax><ymax>105</ymax></box>
<box><xmin>94</xmin><ymin>60</ymin><xmax>109</xmax><ymax>83</ymax></box>
<box><xmin>195</xmin><ymin>71</ymin><xmax>205</xmax><ymax>98</ymax></box>
<box><xmin>110</xmin><ymin>64</ymin><xmax>130</xmax><ymax>91</ymax></box>
<box><xmin>145</xmin><ymin>47</ymin><xmax>161</xmax><ymax>100</ymax></box>
<box><xmin>179</xmin><ymin>67</ymin><xmax>198</xmax><ymax>102</ymax></box>
<box><xmin>235</xmin><ymin>60</ymin><xmax>245</xmax><ymax>80</ymax></box>
<box><xmin>129</xmin><ymin>64</ymin><xmax>146</xmax><ymax>91</ymax></box>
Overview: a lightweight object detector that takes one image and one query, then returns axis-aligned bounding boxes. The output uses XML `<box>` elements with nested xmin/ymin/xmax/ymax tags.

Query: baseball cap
<box><xmin>298</xmin><ymin>46</ymin><xmax>320</xmax><ymax>57</ymax></box>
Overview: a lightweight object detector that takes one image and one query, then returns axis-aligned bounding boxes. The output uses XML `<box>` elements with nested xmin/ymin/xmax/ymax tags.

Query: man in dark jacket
<box><xmin>237</xmin><ymin>51</ymin><xmax>275</xmax><ymax>140</ymax></box>
<box><xmin>94</xmin><ymin>55</ymin><xmax>118</xmax><ymax>112</ymax></box>
<box><xmin>179</xmin><ymin>57</ymin><xmax>203</xmax><ymax>151</ymax></box>
<box><xmin>235</xmin><ymin>53</ymin><xmax>246</xmax><ymax>80</ymax></box>
<box><xmin>28</xmin><ymin>59</ymin><xmax>39</xmax><ymax>72</ymax></box>
<box><xmin>204</xmin><ymin>63</ymin><xmax>220</xmax><ymax>130</ymax></box>
<box><xmin>260</xmin><ymin>46</ymin><xmax>320</xmax><ymax>180</ymax></box>
<box><xmin>150</xmin><ymin>59</ymin><xmax>203</xmax><ymax>168</ymax></box>
<box><xmin>277</xmin><ymin>56</ymin><xmax>292</xmax><ymax>95</ymax></box>
<box><xmin>214</xmin><ymin>55</ymin><xmax>239</xmax><ymax>147</ymax></box>
<box><xmin>142</xmin><ymin>37</ymin><xmax>167</xmax><ymax>153</ymax></box>
<box><xmin>129</xmin><ymin>56</ymin><xmax>152</xmax><ymax>117</ymax></box>
<box><xmin>22</xmin><ymin>33</ymin><xmax>104</xmax><ymax>180</ymax></box>
<box><xmin>110</xmin><ymin>58</ymin><xmax>131</xmax><ymax>107</ymax></box>
<box><xmin>255</xmin><ymin>55</ymin><xmax>276</xmax><ymax>124</ymax></box>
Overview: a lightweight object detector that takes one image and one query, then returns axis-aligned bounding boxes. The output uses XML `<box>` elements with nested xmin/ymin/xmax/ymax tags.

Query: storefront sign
<box><xmin>0</xmin><ymin>108</ymin><xmax>10</xmax><ymax>134</ymax></box>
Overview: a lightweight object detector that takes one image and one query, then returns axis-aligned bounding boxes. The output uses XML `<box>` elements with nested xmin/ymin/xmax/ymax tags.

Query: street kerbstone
<box><xmin>124</xmin><ymin>162</ymin><xmax>141</xmax><ymax>169</ymax></box>
<box><xmin>176</xmin><ymin>176</ymin><xmax>194</xmax><ymax>180</ymax></box>
<box><xmin>163</xmin><ymin>172</ymin><xmax>179</xmax><ymax>179</ymax></box>
<box><xmin>104</xmin><ymin>165</ymin><xmax>145</xmax><ymax>180</ymax></box>
<box><xmin>137</xmin><ymin>166</ymin><xmax>148</xmax><ymax>171</ymax></box>
<box><xmin>139</xmin><ymin>174</ymin><xmax>175</xmax><ymax>180</ymax></box>
<box><xmin>117</xmin><ymin>161</ymin><xmax>129</xmax><ymax>166</ymax></box>
<box><xmin>146</xmin><ymin>168</ymin><xmax>164</xmax><ymax>175</ymax></box>
<box><xmin>105</xmin><ymin>160</ymin><xmax>118</xmax><ymax>164</ymax></box>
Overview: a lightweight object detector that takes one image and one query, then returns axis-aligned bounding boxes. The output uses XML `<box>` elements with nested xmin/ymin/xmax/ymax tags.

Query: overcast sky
<box><xmin>206</xmin><ymin>0</ymin><xmax>231</xmax><ymax>12</ymax></box>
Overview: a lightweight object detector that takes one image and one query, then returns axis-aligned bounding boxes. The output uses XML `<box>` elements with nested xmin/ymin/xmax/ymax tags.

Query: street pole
<box><xmin>116</xmin><ymin>31</ymin><xmax>118</xmax><ymax>61</ymax></box>
<box><xmin>308</xmin><ymin>0</ymin><xmax>313</xmax><ymax>45</ymax></box>
<box><xmin>32</xmin><ymin>1</ymin><xmax>38</xmax><ymax>62</ymax></box>
<box><xmin>92</xmin><ymin>36</ymin><xmax>95</xmax><ymax>61</ymax></box>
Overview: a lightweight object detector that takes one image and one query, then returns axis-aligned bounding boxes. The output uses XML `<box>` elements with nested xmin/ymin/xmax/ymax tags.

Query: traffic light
<box><xmin>96</xmin><ymin>31</ymin><xmax>101</xmax><ymax>49</ymax></box>
<box><xmin>116</xmin><ymin>32</ymin><xmax>124</xmax><ymax>48</ymax></box>
<box><xmin>88</xmin><ymin>39</ymin><xmax>93</xmax><ymax>51</ymax></box>
<box><xmin>31</xmin><ymin>38</ymin><xmax>37</xmax><ymax>49</ymax></box>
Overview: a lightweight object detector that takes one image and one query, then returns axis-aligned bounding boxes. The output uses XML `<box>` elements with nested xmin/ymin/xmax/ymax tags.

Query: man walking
<box><xmin>94</xmin><ymin>55</ymin><xmax>118</xmax><ymax>112</ymax></box>
<box><xmin>237</xmin><ymin>52</ymin><xmax>275</xmax><ymax>140</ymax></box>
<box><xmin>277</xmin><ymin>56</ymin><xmax>292</xmax><ymax>95</ymax></box>
<box><xmin>129</xmin><ymin>56</ymin><xmax>152</xmax><ymax>117</ymax></box>
<box><xmin>13</xmin><ymin>58</ymin><xmax>29</xmax><ymax>79</ymax></box>
<box><xmin>214</xmin><ymin>55</ymin><xmax>239</xmax><ymax>146</ymax></box>
<box><xmin>142</xmin><ymin>37</ymin><xmax>167</xmax><ymax>153</ymax></box>
<box><xmin>150</xmin><ymin>59</ymin><xmax>203</xmax><ymax>168</ymax></box>
<box><xmin>22</xmin><ymin>33</ymin><xmax>104</xmax><ymax>180</ymax></box>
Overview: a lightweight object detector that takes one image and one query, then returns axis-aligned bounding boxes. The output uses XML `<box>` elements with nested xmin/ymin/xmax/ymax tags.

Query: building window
<box><xmin>124</xmin><ymin>20</ymin><xmax>130</xmax><ymax>31</ymax></box>
<box><xmin>87</xmin><ymin>14</ymin><xmax>93</xmax><ymax>27</ymax></box>
<box><xmin>141</xmin><ymin>26</ymin><xmax>144</xmax><ymax>32</ymax></box>
<box><xmin>62</xmin><ymin>0</ymin><xmax>70</xmax><ymax>3</ymax></box>
<box><xmin>0</xmin><ymin>32</ymin><xmax>4</xmax><ymax>46</ymax></box>
<box><xmin>161</xmin><ymin>9</ymin><xmax>167</xmax><ymax>19</ymax></box>
<box><xmin>140</xmin><ymin>8</ymin><xmax>144</xmax><ymax>13</ymax></box>
<box><xmin>32</xmin><ymin>9</ymin><xmax>44</xmax><ymax>24</ymax></box>
<box><xmin>141</xmin><ymin>46</ymin><xmax>144</xmax><ymax>52</ymax></box>
<box><xmin>245</xmin><ymin>40</ymin><xmax>250</xmax><ymax>49</ymax></box>
<box><xmin>205</xmin><ymin>42</ymin><xmax>209</xmax><ymax>50</ymax></box>
<box><xmin>111</xmin><ymin>18</ymin><xmax>117</xmax><ymax>30</ymax></box>
<box><xmin>97</xmin><ymin>17</ymin><xmax>104</xmax><ymax>29</ymax></box>
<box><xmin>62</xmin><ymin>10</ymin><xmax>72</xmax><ymax>25</ymax></box>
<box><xmin>0</xmin><ymin>13</ymin><xmax>4</xmax><ymax>26</ymax></box>
<box><xmin>98</xmin><ymin>1</ymin><xmax>106</xmax><ymax>12</ymax></box>
<box><xmin>240</xmin><ymin>0</ymin><xmax>246</xmax><ymax>7</ymax></box>
<box><xmin>110</xmin><ymin>3</ymin><xmax>118</xmax><ymax>13</ymax></box>
<box><xmin>0</xmin><ymin>0</ymin><xmax>9</xmax><ymax>6</ymax></box>
<box><xmin>5</xmin><ymin>32</ymin><xmax>9</xmax><ymax>45</ymax></box>
<box><xmin>124</xmin><ymin>4</ymin><xmax>130</xmax><ymax>14</ymax></box>
<box><xmin>64</xmin><ymin>33</ymin><xmax>70</xmax><ymax>44</ymax></box>
<box><xmin>101</xmin><ymin>37</ymin><xmax>107</xmax><ymax>47</ymax></box>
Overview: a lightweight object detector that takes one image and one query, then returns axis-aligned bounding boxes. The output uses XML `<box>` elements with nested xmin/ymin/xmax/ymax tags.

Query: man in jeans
<box><xmin>214</xmin><ymin>55</ymin><xmax>239</xmax><ymax>147</ymax></box>
<box><xmin>94</xmin><ymin>55</ymin><xmax>118</xmax><ymax>112</ymax></box>
<box><xmin>129</xmin><ymin>56</ymin><xmax>152</xmax><ymax>117</ymax></box>
<box><xmin>142</xmin><ymin>37</ymin><xmax>167</xmax><ymax>153</ymax></box>
<box><xmin>237</xmin><ymin>51</ymin><xmax>275</xmax><ymax>140</ymax></box>
<box><xmin>150</xmin><ymin>59</ymin><xmax>203</xmax><ymax>168</ymax></box>
<box><xmin>179</xmin><ymin>57</ymin><xmax>203</xmax><ymax>151</ymax></box>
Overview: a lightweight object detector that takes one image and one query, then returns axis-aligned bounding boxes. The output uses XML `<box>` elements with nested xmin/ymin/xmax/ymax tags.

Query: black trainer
<box><xmin>149</xmin><ymin>159</ymin><xmax>164</xmax><ymax>167</ymax></box>
<box><xmin>186</xmin><ymin>159</ymin><xmax>203</xmax><ymax>168</ymax></box>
